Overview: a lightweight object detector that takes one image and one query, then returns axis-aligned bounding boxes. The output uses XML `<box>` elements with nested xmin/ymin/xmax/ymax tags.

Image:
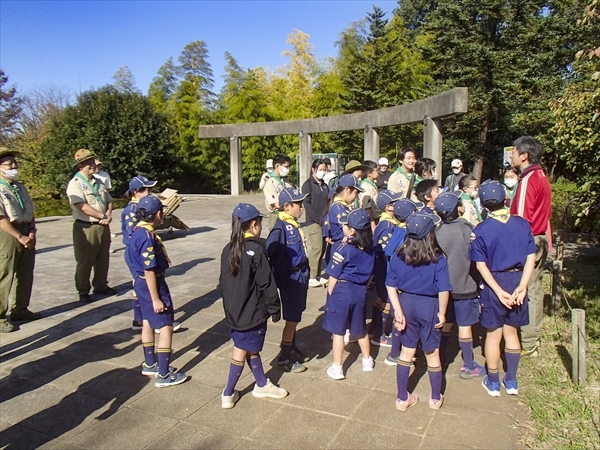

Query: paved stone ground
<box><xmin>0</xmin><ymin>194</ymin><xmax>525</xmax><ymax>449</ymax></box>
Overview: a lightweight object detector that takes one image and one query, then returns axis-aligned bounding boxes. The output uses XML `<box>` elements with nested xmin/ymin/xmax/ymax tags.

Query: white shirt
<box><xmin>93</xmin><ymin>170</ymin><xmax>112</xmax><ymax>190</ymax></box>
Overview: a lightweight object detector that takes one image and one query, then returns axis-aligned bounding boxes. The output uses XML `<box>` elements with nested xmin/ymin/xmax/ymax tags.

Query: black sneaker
<box><xmin>277</xmin><ymin>359</ymin><xmax>307</xmax><ymax>373</ymax></box>
<box><xmin>79</xmin><ymin>294</ymin><xmax>93</xmax><ymax>303</ymax></box>
<box><xmin>290</xmin><ymin>348</ymin><xmax>311</xmax><ymax>363</ymax></box>
<box><xmin>132</xmin><ymin>320</ymin><xmax>143</xmax><ymax>331</ymax></box>
<box><xmin>10</xmin><ymin>310</ymin><xmax>42</xmax><ymax>322</ymax></box>
<box><xmin>94</xmin><ymin>287</ymin><xmax>117</xmax><ymax>297</ymax></box>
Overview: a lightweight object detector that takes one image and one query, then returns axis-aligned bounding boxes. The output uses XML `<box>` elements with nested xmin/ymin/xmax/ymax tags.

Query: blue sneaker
<box><xmin>482</xmin><ymin>376</ymin><xmax>501</xmax><ymax>397</ymax></box>
<box><xmin>155</xmin><ymin>371</ymin><xmax>188</xmax><ymax>387</ymax></box>
<box><xmin>502</xmin><ymin>377</ymin><xmax>519</xmax><ymax>395</ymax></box>
<box><xmin>460</xmin><ymin>362</ymin><xmax>486</xmax><ymax>379</ymax></box>
<box><xmin>141</xmin><ymin>362</ymin><xmax>175</xmax><ymax>377</ymax></box>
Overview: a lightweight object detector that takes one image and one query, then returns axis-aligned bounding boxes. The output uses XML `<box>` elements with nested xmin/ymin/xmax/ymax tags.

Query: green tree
<box><xmin>0</xmin><ymin>69</ymin><xmax>22</xmax><ymax>146</ymax></box>
<box><xmin>112</xmin><ymin>66</ymin><xmax>138</xmax><ymax>93</ymax></box>
<box><xmin>37</xmin><ymin>86</ymin><xmax>177</xmax><ymax>197</ymax></box>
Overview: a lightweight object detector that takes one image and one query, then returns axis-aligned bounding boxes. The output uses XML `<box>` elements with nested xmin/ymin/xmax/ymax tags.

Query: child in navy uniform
<box><xmin>434</xmin><ymin>192</ymin><xmax>485</xmax><ymax>378</ymax></box>
<box><xmin>323</xmin><ymin>209</ymin><xmax>376</xmax><ymax>380</ymax></box>
<box><xmin>219</xmin><ymin>203</ymin><xmax>288</xmax><ymax>408</ymax></box>
<box><xmin>383</xmin><ymin>198</ymin><xmax>422</xmax><ymax>366</ymax></box>
<box><xmin>267</xmin><ymin>188</ymin><xmax>311</xmax><ymax>373</ymax></box>
<box><xmin>386</xmin><ymin>211</ymin><xmax>451</xmax><ymax>411</ymax></box>
<box><xmin>370</xmin><ymin>189</ymin><xmax>403</xmax><ymax>348</ymax></box>
<box><xmin>469</xmin><ymin>181</ymin><xmax>536</xmax><ymax>396</ymax></box>
<box><xmin>127</xmin><ymin>195</ymin><xmax>187</xmax><ymax>387</ymax></box>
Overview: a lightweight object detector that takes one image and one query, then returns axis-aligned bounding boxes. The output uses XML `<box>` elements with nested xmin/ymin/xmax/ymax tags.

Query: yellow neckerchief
<box><xmin>130</xmin><ymin>197</ymin><xmax>140</xmax><ymax>204</ymax></box>
<box><xmin>244</xmin><ymin>231</ymin><xmax>255</xmax><ymax>239</ymax></box>
<box><xmin>333</xmin><ymin>196</ymin><xmax>351</xmax><ymax>207</ymax></box>
<box><xmin>279</xmin><ymin>211</ymin><xmax>307</xmax><ymax>254</ymax></box>
<box><xmin>379</xmin><ymin>211</ymin><xmax>400</xmax><ymax>226</ymax></box>
<box><xmin>488</xmin><ymin>206</ymin><xmax>511</xmax><ymax>224</ymax></box>
<box><xmin>136</xmin><ymin>221</ymin><xmax>172</xmax><ymax>266</ymax></box>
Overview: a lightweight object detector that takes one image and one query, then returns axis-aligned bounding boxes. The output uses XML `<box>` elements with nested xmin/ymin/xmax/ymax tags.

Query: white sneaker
<box><xmin>155</xmin><ymin>321</ymin><xmax>182</xmax><ymax>333</ymax></box>
<box><xmin>252</xmin><ymin>379</ymin><xmax>288</xmax><ymax>399</ymax></box>
<box><xmin>362</xmin><ymin>356</ymin><xmax>374</xmax><ymax>372</ymax></box>
<box><xmin>327</xmin><ymin>363</ymin><xmax>345</xmax><ymax>380</ymax></box>
<box><xmin>344</xmin><ymin>329</ymin><xmax>357</xmax><ymax>344</ymax></box>
<box><xmin>309</xmin><ymin>278</ymin><xmax>321</xmax><ymax>288</ymax></box>
<box><xmin>318</xmin><ymin>277</ymin><xmax>329</xmax><ymax>286</ymax></box>
<box><xmin>221</xmin><ymin>390</ymin><xmax>239</xmax><ymax>409</ymax></box>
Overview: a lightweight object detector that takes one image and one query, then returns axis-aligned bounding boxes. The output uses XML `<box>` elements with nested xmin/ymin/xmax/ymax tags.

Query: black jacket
<box><xmin>301</xmin><ymin>176</ymin><xmax>329</xmax><ymax>226</ymax></box>
<box><xmin>219</xmin><ymin>237</ymin><xmax>280</xmax><ymax>330</ymax></box>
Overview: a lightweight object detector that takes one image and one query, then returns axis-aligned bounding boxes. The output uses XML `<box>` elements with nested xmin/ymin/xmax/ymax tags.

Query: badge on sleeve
<box><xmin>332</xmin><ymin>252</ymin><xmax>344</xmax><ymax>264</ymax></box>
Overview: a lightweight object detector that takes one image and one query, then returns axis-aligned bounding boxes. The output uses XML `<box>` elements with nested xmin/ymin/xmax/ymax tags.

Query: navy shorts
<box><xmin>480</xmin><ymin>272</ymin><xmax>529</xmax><ymax>329</ymax></box>
<box><xmin>447</xmin><ymin>297</ymin><xmax>480</xmax><ymax>327</ymax></box>
<box><xmin>323</xmin><ymin>281</ymin><xmax>368</xmax><ymax>337</ymax></box>
<box><xmin>231</xmin><ymin>322</ymin><xmax>267</xmax><ymax>353</ymax></box>
<box><xmin>399</xmin><ymin>293</ymin><xmax>441</xmax><ymax>353</ymax></box>
<box><xmin>124</xmin><ymin>247</ymin><xmax>137</xmax><ymax>279</ymax></box>
<box><xmin>134</xmin><ymin>275</ymin><xmax>175</xmax><ymax>329</ymax></box>
<box><xmin>280</xmin><ymin>268</ymin><xmax>309</xmax><ymax>322</ymax></box>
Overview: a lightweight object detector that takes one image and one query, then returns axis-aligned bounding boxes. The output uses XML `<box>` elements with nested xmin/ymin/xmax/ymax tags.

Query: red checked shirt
<box><xmin>510</xmin><ymin>164</ymin><xmax>552</xmax><ymax>236</ymax></box>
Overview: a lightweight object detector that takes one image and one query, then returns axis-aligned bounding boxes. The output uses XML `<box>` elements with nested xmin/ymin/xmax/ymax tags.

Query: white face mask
<box><xmin>315</xmin><ymin>170</ymin><xmax>326</xmax><ymax>180</ymax></box>
<box><xmin>468</xmin><ymin>189</ymin><xmax>478</xmax><ymax>199</ymax></box>
<box><xmin>2</xmin><ymin>169</ymin><xmax>18</xmax><ymax>180</ymax></box>
<box><xmin>267</xmin><ymin>168</ymin><xmax>273</xmax><ymax>174</ymax></box>
<box><xmin>279</xmin><ymin>166</ymin><xmax>290</xmax><ymax>177</ymax></box>
<box><xmin>431</xmin><ymin>170</ymin><xmax>437</xmax><ymax>179</ymax></box>
<box><xmin>504</xmin><ymin>178</ymin><xmax>517</xmax><ymax>188</ymax></box>
<box><xmin>452</xmin><ymin>167</ymin><xmax>461</xmax><ymax>173</ymax></box>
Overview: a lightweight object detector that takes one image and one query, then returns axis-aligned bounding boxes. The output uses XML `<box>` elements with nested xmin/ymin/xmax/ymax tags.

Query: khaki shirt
<box><xmin>388</xmin><ymin>170</ymin><xmax>413</xmax><ymax>198</ymax></box>
<box><xmin>67</xmin><ymin>174</ymin><xmax>112</xmax><ymax>222</ymax></box>
<box><xmin>0</xmin><ymin>181</ymin><xmax>35</xmax><ymax>223</ymax></box>
<box><xmin>359</xmin><ymin>180</ymin><xmax>381</xmax><ymax>219</ymax></box>
<box><xmin>263</xmin><ymin>176</ymin><xmax>291</xmax><ymax>213</ymax></box>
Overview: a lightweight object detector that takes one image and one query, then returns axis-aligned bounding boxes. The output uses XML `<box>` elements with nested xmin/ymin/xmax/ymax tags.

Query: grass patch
<box><xmin>518</xmin><ymin>249</ymin><xmax>600</xmax><ymax>449</ymax></box>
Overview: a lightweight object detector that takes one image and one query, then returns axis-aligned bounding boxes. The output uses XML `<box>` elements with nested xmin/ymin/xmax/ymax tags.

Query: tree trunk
<box><xmin>472</xmin><ymin>114</ymin><xmax>489</xmax><ymax>182</ymax></box>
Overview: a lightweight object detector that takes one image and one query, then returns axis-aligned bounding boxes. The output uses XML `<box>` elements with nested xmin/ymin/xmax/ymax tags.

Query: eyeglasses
<box><xmin>0</xmin><ymin>161</ymin><xmax>19</xmax><ymax>168</ymax></box>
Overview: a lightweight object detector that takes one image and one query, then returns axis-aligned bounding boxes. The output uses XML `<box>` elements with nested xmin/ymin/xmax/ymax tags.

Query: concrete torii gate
<box><xmin>198</xmin><ymin>87</ymin><xmax>468</xmax><ymax>195</ymax></box>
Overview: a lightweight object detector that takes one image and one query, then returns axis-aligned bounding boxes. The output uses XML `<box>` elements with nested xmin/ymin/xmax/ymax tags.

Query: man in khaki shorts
<box><xmin>0</xmin><ymin>147</ymin><xmax>39</xmax><ymax>332</ymax></box>
<box><xmin>263</xmin><ymin>153</ymin><xmax>292</xmax><ymax>230</ymax></box>
<box><xmin>66</xmin><ymin>149</ymin><xmax>116</xmax><ymax>303</ymax></box>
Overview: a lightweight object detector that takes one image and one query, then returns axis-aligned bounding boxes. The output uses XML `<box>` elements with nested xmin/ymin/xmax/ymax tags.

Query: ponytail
<box><xmin>228</xmin><ymin>216</ymin><xmax>258</xmax><ymax>276</ymax></box>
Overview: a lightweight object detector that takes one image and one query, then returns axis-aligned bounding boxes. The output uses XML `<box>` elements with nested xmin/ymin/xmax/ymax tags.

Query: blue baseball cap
<box><xmin>393</xmin><ymin>198</ymin><xmax>424</xmax><ymax>222</ymax></box>
<box><xmin>279</xmin><ymin>188</ymin><xmax>309</xmax><ymax>206</ymax></box>
<box><xmin>129</xmin><ymin>175</ymin><xmax>157</xmax><ymax>193</ymax></box>
<box><xmin>434</xmin><ymin>191</ymin><xmax>461</xmax><ymax>216</ymax></box>
<box><xmin>479</xmin><ymin>180</ymin><xmax>506</xmax><ymax>204</ymax></box>
<box><xmin>138</xmin><ymin>195</ymin><xmax>163</xmax><ymax>215</ymax></box>
<box><xmin>375</xmin><ymin>189</ymin><xmax>403</xmax><ymax>210</ymax></box>
<box><xmin>406</xmin><ymin>211</ymin><xmax>440</xmax><ymax>239</ymax></box>
<box><xmin>232</xmin><ymin>203</ymin><xmax>264</xmax><ymax>222</ymax></box>
<box><xmin>339</xmin><ymin>208</ymin><xmax>371</xmax><ymax>230</ymax></box>
<box><xmin>338</xmin><ymin>174</ymin><xmax>364</xmax><ymax>192</ymax></box>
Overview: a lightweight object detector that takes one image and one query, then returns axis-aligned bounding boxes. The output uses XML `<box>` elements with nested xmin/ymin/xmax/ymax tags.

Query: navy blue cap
<box><xmin>232</xmin><ymin>203</ymin><xmax>264</xmax><ymax>222</ymax></box>
<box><xmin>338</xmin><ymin>174</ymin><xmax>364</xmax><ymax>192</ymax></box>
<box><xmin>375</xmin><ymin>189</ymin><xmax>403</xmax><ymax>210</ymax></box>
<box><xmin>279</xmin><ymin>188</ymin><xmax>309</xmax><ymax>206</ymax></box>
<box><xmin>129</xmin><ymin>175</ymin><xmax>157</xmax><ymax>193</ymax></box>
<box><xmin>393</xmin><ymin>198</ymin><xmax>424</xmax><ymax>222</ymax></box>
<box><xmin>406</xmin><ymin>211</ymin><xmax>441</xmax><ymax>239</ymax></box>
<box><xmin>339</xmin><ymin>208</ymin><xmax>371</xmax><ymax>230</ymax></box>
<box><xmin>138</xmin><ymin>195</ymin><xmax>163</xmax><ymax>215</ymax></box>
<box><xmin>434</xmin><ymin>191</ymin><xmax>461</xmax><ymax>216</ymax></box>
<box><xmin>479</xmin><ymin>180</ymin><xmax>505</xmax><ymax>204</ymax></box>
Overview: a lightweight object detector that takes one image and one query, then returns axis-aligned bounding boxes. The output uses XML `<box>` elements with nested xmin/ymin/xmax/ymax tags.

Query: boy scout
<box><xmin>66</xmin><ymin>149</ymin><xmax>116</xmax><ymax>302</ymax></box>
<box><xmin>0</xmin><ymin>148</ymin><xmax>39</xmax><ymax>332</ymax></box>
<box><xmin>263</xmin><ymin>154</ymin><xmax>292</xmax><ymax>230</ymax></box>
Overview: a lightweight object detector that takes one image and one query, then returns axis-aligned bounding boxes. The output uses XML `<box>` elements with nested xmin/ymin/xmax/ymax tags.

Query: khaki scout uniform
<box><xmin>0</xmin><ymin>180</ymin><xmax>36</xmax><ymax>321</ymax></box>
<box><xmin>67</xmin><ymin>173</ymin><xmax>113</xmax><ymax>295</ymax></box>
<box><xmin>263</xmin><ymin>174</ymin><xmax>292</xmax><ymax>230</ymax></box>
<box><xmin>387</xmin><ymin>167</ymin><xmax>414</xmax><ymax>198</ymax></box>
<box><xmin>359</xmin><ymin>179</ymin><xmax>381</xmax><ymax>221</ymax></box>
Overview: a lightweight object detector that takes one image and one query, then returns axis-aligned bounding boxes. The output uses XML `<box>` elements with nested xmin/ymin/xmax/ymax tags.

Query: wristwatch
<box><xmin>101</xmin><ymin>213</ymin><xmax>107</xmax><ymax>220</ymax></box>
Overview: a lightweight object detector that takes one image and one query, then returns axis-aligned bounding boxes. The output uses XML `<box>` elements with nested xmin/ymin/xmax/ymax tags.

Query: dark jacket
<box><xmin>219</xmin><ymin>237</ymin><xmax>280</xmax><ymax>330</ymax></box>
<box><xmin>301</xmin><ymin>176</ymin><xmax>329</xmax><ymax>226</ymax></box>
<box><xmin>435</xmin><ymin>218</ymin><xmax>480</xmax><ymax>299</ymax></box>
<box><xmin>376</xmin><ymin>170</ymin><xmax>392</xmax><ymax>189</ymax></box>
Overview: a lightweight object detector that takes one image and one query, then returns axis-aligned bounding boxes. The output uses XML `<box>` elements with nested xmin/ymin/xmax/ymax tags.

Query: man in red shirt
<box><xmin>510</xmin><ymin>136</ymin><xmax>552</xmax><ymax>357</ymax></box>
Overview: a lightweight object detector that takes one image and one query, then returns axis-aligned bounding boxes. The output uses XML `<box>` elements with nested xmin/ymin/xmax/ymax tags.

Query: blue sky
<box><xmin>1</xmin><ymin>0</ymin><xmax>397</xmax><ymax>96</ymax></box>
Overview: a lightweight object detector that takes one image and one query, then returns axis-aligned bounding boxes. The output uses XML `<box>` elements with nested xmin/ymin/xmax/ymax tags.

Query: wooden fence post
<box><xmin>552</xmin><ymin>230</ymin><xmax>564</xmax><ymax>314</ymax></box>
<box><xmin>571</xmin><ymin>308</ymin><xmax>587</xmax><ymax>385</ymax></box>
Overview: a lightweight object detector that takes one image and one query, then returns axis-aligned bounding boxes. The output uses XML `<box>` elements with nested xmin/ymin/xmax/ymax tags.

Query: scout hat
<box><xmin>0</xmin><ymin>147</ymin><xmax>20</xmax><ymax>159</ymax></box>
<box><xmin>338</xmin><ymin>174</ymin><xmax>364</xmax><ymax>192</ymax></box>
<box><xmin>342</xmin><ymin>160</ymin><xmax>369</xmax><ymax>176</ymax></box>
<box><xmin>129</xmin><ymin>175</ymin><xmax>158</xmax><ymax>193</ymax></box>
<box><xmin>393</xmin><ymin>198</ymin><xmax>424</xmax><ymax>222</ymax></box>
<box><xmin>232</xmin><ymin>203</ymin><xmax>265</xmax><ymax>222</ymax></box>
<box><xmin>138</xmin><ymin>195</ymin><xmax>164</xmax><ymax>215</ymax></box>
<box><xmin>73</xmin><ymin>149</ymin><xmax>97</xmax><ymax>167</ymax></box>
<box><xmin>478</xmin><ymin>180</ymin><xmax>505</xmax><ymax>204</ymax></box>
<box><xmin>339</xmin><ymin>208</ymin><xmax>371</xmax><ymax>230</ymax></box>
<box><xmin>279</xmin><ymin>187</ymin><xmax>309</xmax><ymax>206</ymax></box>
<box><xmin>406</xmin><ymin>211</ymin><xmax>440</xmax><ymax>239</ymax></box>
<box><xmin>375</xmin><ymin>189</ymin><xmax>402</xmax><ymax>210</ymax></box>
<box><xmin>434</xmin><ymin>191</ymin><xmax>461</xmax><ymax>216</ymax></box>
